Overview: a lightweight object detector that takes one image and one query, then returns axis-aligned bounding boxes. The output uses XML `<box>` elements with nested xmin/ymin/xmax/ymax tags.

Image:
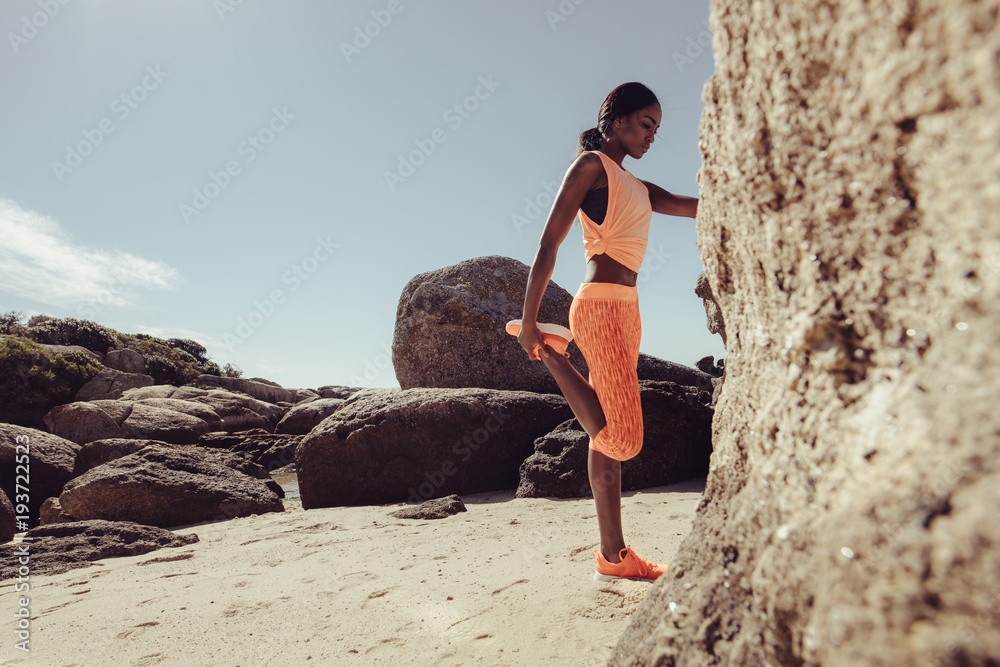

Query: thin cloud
<box><xmin>0</xmin><ymin>197</ymin><xmax>178</xmax><ymax>309</ymax></box>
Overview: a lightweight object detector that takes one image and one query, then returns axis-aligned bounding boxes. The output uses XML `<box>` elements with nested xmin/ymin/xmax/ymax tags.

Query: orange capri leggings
<box><xmin>567</xmin><ymin>281</ymin><xmax>643</xmax><ymax>461</ymax></box>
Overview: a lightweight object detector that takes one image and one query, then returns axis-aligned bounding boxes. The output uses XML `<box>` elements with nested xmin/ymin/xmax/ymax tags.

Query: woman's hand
<box><xmin>517</xmin><ymin>320</ymin><xmax>550</xmax><ymax>361</ymax></box>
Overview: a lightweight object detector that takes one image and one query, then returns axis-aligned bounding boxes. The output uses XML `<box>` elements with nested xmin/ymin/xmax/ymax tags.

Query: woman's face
<box><xmin>613</xmin><ymin>103</ymin><xmax>661</xmax><ymax>159</ymax></box>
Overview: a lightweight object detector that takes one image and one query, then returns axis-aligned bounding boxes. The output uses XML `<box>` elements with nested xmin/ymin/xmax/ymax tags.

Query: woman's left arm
<box><xmin>639</xmin><ymin>180</ymin><xmax>699</xmax><ymax>218</ymax></box>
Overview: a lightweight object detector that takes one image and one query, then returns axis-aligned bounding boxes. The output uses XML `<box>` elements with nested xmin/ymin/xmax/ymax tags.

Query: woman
<box><xmin>516</xmin><ymin>82</ymin><xmax>698</xmax><ymax>581</ymax></box>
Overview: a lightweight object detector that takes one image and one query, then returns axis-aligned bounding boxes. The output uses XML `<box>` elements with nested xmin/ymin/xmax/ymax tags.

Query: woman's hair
<box><xmin>575</xmin><ymin>82</ymin><xmax>660</xmax><ymax>158</ymax></box>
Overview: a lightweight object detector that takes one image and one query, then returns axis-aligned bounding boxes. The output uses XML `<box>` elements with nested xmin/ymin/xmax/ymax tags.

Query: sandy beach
<box><xmin>2</xmin><ymin>478</ymin><xmax>705</xmax><ymax>666</ymax></box>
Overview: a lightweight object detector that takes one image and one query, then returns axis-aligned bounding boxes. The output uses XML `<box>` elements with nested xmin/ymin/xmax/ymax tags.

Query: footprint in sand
<box><xmin>309</xmin><ymin>569</ymin><xmax>378</xmax><ymax>604</ymax></box>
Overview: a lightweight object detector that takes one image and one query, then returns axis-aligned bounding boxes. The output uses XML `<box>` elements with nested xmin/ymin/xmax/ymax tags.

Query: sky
<box><xmin>0</xmin><ymin>0</ymin><xmax>721</xmax><ymax>391</ymax></box>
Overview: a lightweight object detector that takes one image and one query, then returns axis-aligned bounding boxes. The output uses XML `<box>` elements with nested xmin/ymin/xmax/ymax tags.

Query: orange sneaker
<box><xmin>505</xmin><ymin>319</ymin><xmax>573</xmax><ymax>359</ymax></box>
<box><xmin>593</xmin><ymin>546</ymin><xmax>668</xmax><ymax>582</ymax></box>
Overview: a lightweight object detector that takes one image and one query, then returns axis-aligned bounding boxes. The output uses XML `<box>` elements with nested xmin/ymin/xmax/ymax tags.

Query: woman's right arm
<box><xmin>519</xmin><ymin>153</ymin><xmax>603</xmax><ymax>359</ymax></box>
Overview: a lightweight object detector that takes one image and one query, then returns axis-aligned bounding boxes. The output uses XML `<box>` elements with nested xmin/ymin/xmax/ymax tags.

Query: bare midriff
<box><xmin>584</xmin><ymin>253</ymin><xmax>637</xmax><ymax>287</ymax></box>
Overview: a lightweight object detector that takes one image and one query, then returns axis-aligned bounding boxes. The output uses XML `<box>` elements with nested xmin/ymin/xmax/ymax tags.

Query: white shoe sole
<box><xmin>505</xmin><ymin>319</ymin><xmax>573</xmax><ymax>342</ymax></box>
<box><xmin>594</xmin><ymin>571</ymin><xmax>656</xmax><ymax>583</ymax></box>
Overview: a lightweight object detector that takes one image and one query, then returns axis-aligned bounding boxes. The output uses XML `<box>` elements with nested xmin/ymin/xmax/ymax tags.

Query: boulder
<box><xmin>133</xmin><ymin>398</ymin><xmax>223</xmax><ymax>431</ymax></box>
<box><xmin>316</xmin><ymin>385</ymin><xmax>365</xmax><ymax>399</ymax></box>
<box><xmin>275</xmin><ymin>398</ymin><xmax>346</xmax><ymax>434</ymax></box>
<box><xmin>73</xmin><ymin>438</ymin><xmax>168</xmax><ymax>476</ymax></box>
<box><xmin>516</xmin><ymin>380</ymin><xmax>714</xmax><ymax>498</ymax></box>
<box><xmin>392</xmin><ymin>255</ymin><xmax>589</xmax><ymax>393</ymax></box>
<box><xmin>119</xmin><ymin>403</ymin><xmax>212</xmax><ymax>444</ymax></box>
<box><xmin>191</xmin><ymin>391</ymin><xmax>284</xmax><ymax>432</ymax></box>
<box><xmin>194</xmin><ymin>375</ymin><xmax>298</xmax><ymax>404</ymax></box>
<box><xmin>104</xmin><ymin>348</ymin><xmax>146</xmax><ymax>374</ymax></box>
<box><xmin>636</xmin><ymin>354</ymin><xmax>716</xmax><ymax>392</ymax></box>
<box><xmin>120</xmin><ymin>385</ymin><xmax>179</xmax><ymax>400</ymax></box>
<box><xmin>43</xmin><ymin>402</ymin><xmax>124</xmax><ymax>444</ymax></box>
<box><xmin>296</xmin><ymin>387</ymin><xmax>574</xmax><ymax>507</ymax></box>
<box><xmin>59</xmin><ymin>446</ymin><xmax>284</xmax><ymax>528</ymax></box>
<box><xmin>73</xmin><ymin>439</ymin><xmax>284</xmax><ymax>498</ymax></box>
<box><xmin>0</xmin><ymin>424</ymin><xmax>80</xmax><ymax>525</ymax></box>
<box><xmin>610</xmin><ymin>2</ymin><xmax>1000</xmax><ymax>665</ymax></box>
<box><xmin>0</xmin><ymin>520</ymin><xmax>199</xmax><ymax>579</ymax></box>
<box><xmin>389</xmin><ymin>494</ymin><xmax>467</xmax><ymax>520</ymax></box>
<box><xmin>75</xmin><ymin>368</ymin><xmax>154</xmax><ymax>401</ymax></box>
<box><xmin>38</xmin><ymin>497</ymin><xmax>74</xmax><ymax>525</ymax></box>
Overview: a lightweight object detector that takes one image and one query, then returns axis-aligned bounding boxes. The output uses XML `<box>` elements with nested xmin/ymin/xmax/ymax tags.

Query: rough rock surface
<box><xmin>197</xmin><ymin>429</ymin><xmax>302</xmax><ymax>474</ymax></box>
<box><xmin>0</xmin><ymin>424</ymin><xmax>80</xmax><ymax>526</ymax></box>
<box><xmin>38</xmin><ymin>496</ymin><xmax>74</xmax><ymax>526</ymax></box>
<box><xmin>610</xmin><ymin>2</ymin><xmax>1000</xmax><ymax>665</ymax></box>
<box><xmin>72</xmin><ymin>439</ymin><xmax>284</xmax><ymax>498</ymax></box>
<box><xmin>296</xmin><ymin>387</ymin><xmax>574</xmax><ymax>507</ymax></box>
<box><xmin>0</xmin><ymin>490</ymin><xmax>14</xmax><ymax>542</ymax></box>
<box><xmin>194</xmin><ymin>375</ymin><xmax>299</xmax><ymax>404</ymax></box>
<box><xmin>392</xmin><ymin>255</ymin><xmax>587</xmax><ymax>393</ymax></box>
<box><xmin>389</xmin><ymin>494</ymin><xmax>467</xmax><ymax>520</ymax></box>
<box><xmin>59</xmin><ymin>446</ymin><xmax>284</xmax><ymax>528</ymax></box>
<box><xmin>103</xmin><ymin>348</ymin><xmax>146</xmax><ymax>374</ymax></box>
<box><xmin>695</xmin><ymin>271</ymin><xmax>726</xmax><ymax>346</ymax></box>
<box><xmin>275</xmin><ymin>398</ymin><xmax>345</xmax><ymax>435</ymax></box>
<box><xmin>516</xmin><ymin>380</ymin><xmax>714</xmax><ymax>498</ymax></box>
<box><xmin>316</xmin><ymin>385</ymin><xmax>364</xmax><ymax>399</ymax></box>
<box><xmin>75</xmin><ymin>368</ymin><xmax>154</xmax><ymax>401</ymax></box>
<box><xmin>0</xmin><ymin>520</ymin><xmax>199</xmax><ymax>579</ymax></box>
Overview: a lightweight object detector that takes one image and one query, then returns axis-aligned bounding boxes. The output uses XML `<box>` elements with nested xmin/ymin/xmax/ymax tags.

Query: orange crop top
<box><xmin>578</xmin><ymin>150</ymin><xmax>652</xmax><ymax>273</ymax></box>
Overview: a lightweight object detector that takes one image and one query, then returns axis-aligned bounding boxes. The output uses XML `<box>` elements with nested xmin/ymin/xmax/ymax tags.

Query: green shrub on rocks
<box><xmin>167</xmin><ymin>338</ymin><xmax>208</xmax><ymax>363</ymax></box>
<box><xmin>0</xmin><ymin>311</ymin><xmax>28</xmax><ymax>337</ymax></box>
<box><xmin>26</xmin><ymin>317</ymin><xmax>123</xmax><ymax>354</ymax></box>
<box><xmin>0</xmin><ymin>337</ymin><xmax>103</xmax><ymax>428</ymax></box>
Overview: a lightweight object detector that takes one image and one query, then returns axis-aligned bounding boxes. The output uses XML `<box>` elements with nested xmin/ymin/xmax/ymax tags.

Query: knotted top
<box><xmin>578</xmin><ymin>150</ymin><xmax>652</xmax><ymax>273</ymax></box>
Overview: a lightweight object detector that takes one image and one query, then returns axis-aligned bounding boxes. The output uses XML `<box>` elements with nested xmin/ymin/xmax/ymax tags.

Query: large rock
<box><xmin>43</xmin><ymin>402</ymin><xmax>125</xmax><ymax>444</ymax></box>
<box><xmin>275</xmin><ymin>398</ymin><xmax>345</xmax><ymax>434</ymax></box>
<box><xmin>59</xmin><ymin>446</ymin><xmax>284</xmax><ymax>528</ymax></box>
<box><xmin>75</xmin><ymin>368</ymin><xmax>154</xmax><ymax>401</ymax></box>
<box><xmin>316</xmin><ymin>385</ymin><xmax>365</xmax><ymax>399</ymax></box>
<box><xmin>392</xmin><ymin>255</ymin><xmax>589</xmax><ymax>393</ymax></box>
<box><xmin>119</xmin><ymin>403</ymin><xmax>212</xmax><ymax>444</ymax></box>
<box><xmin>194</xmin><ymin>375</ymin><xmax>299</xmax><ymax>404</ymax></box>
<box><xmin>72</xmin><ymin>439</ymin><xmax>284</xmax><ymax>498</ymax></box>
<box><xmin>104</xmin><ymin>348</ymin><xmax>146</xmax><ymax>374</ymax></box>
<box><xmin>0</xmin><ymin>520</ymin><xmax>199</xmax><ymax>579</ymax></box>
<box><xmin>611</xmin><ymin>2</ymin><xmax>1000</xmax><ymax>665</ymax></box>
<box><xmin>695</xmin><ymin>271</ymin><xmax>726</xmax><ymax>346</ymax></box>
<box><xmin>0</xmin><ymin>424</ymin><xmax>80</xmax><ymax>526</ymax></box>
<box><xmin>516</xmin><ymin>380</ymin><xmax>714</xmax><ymax>498</ymax></box>
<box><xmin>190</xmin><ymin>391</ymin><xmax>284</xmax><ymax>432</ymax></box>
<box><xmin>296</xmin><ymin>387</ymin><xmax>574</xmax><ymax>507</ymax></box>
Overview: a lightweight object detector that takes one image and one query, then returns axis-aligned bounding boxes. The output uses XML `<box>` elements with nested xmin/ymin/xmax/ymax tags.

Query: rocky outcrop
<box><xmin>42</xmin><ymin>388</ymin><xmax>286</xmax><ymax>445</ymax></box>
<box><xmin>275</xmin><ymin>398</ymin><xmax>345</xmax><ymax>434</ymax></box>
<box><xmin>296</xmin><ymin>387</ymin><xmax>574</xmax><ymax>507</ymax></box>
<box><xmin>75</xmin><ymin>368</ymin><xmax>154</xmax><ymax>401</ymax></box>
<box><xmin>389</xmin><ymin>494</ymin><xmax>467</xmax><ymax>520</ymax></box>
<box><xmin>59</xmin><ymin>446</ymin><xmax>284</xmax><ymax>528</ymax></box>
<box><xmin>0</xmin><ymin>520</ymin><xmax>199</xmax><ymax>579</ymax></box>
<box><xmin>392</xmin><ymin>255</ymin><xmax>589</xmax><ymax>393</ymax></box>
<box><xmin>316</xmin><ymin>385</ymin><xmax>364</xmax><ymax>399</ymax></box>
<box><xmin>104</xmin><ymin>348</ymin><xmax>146</xmax><ymax>374</ymax></box>
<box><xmin>610</xmin><ymin>2</ymin><xmax>1000</xmax><ymax>665</ymax></box>
<box><xmin>516</xmin><ymin>380</ymin><xmax>714</xmax><ymax>498</ymax></box>
<box><xmin>194</xmin><ymin>375</ymin><xmax>300</xmax><ymax>404</ymax></box>
<box><xmin>0</xmin><ymin>424</ymin><xmax>80</xmax><ymax>526</ymax></box>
